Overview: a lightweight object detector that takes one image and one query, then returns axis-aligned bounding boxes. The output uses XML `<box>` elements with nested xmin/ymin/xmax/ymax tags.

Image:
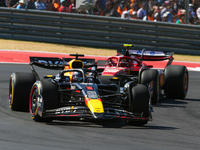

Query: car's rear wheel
<box><xmin>127</xmin><ymin>84</ymin><xmax>150</xmax><ymax>126</ymax></box>
<box><xmin>29</xmin><ymin>79</ymin><xmax>59</xmax><ymax>122</ymax></box>
<box><xmin>141</xmin><ymin>69</ymin><xmax>159</xmax><ymax>105</ymax></box>
<box><xmin>164</xmin><ymin>65</ymin><xmax>188</xmax><ymax>99</ymax></box>
<box><xmin>9</xmin><ymin>72</ymin><xmax>35</xmax><ymax>111</ymax></box>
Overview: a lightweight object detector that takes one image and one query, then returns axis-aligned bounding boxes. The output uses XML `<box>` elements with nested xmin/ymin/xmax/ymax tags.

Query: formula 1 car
<box><xmin>9</xmin><ymin>54</ymin><xmax>153</xmax><ymax>126</ymax></box>
<box><xmin>97</xmin><ymin>44</ymin><xmax>189</xmax><ymax>105</ymax></box>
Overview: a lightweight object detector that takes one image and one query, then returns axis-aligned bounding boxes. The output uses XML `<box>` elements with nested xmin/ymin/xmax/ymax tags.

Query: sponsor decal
<box><xmin>55</xmin><ymin>107</ymin><xmax>76</xmax><ymax>114</ymax></box>
<box><xmin>38</xmin><ymin>60</ymin><xmax>60</xmax><ymax>64</ymax></box>
<box><xmin>105</xmin><ymin>68</ymin><xmax>121</xmax><ymax>72</ymax></box>
<box><xmin>87</xmin><ymin>91</ymin><xmax>98</xmax><ymax>99</ymax></box>
<box><xmin>114</xmin><ymin>109</ymin><xmax>128</xmax><ymax>115</ymax></box>
<box><xmin>150</xmin><ymin>51</ymin><xmax>155</xmax><ymax>55</ymax></box>
<box><xmin>137</xmin><ymin>50</ymin><xmax>142</xmax><ymax>55</ymax></box>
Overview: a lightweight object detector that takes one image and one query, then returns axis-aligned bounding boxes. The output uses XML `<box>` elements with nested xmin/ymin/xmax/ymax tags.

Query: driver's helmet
<box><xmin>119</xmin><ymin>59</ymin><xmax>129</xmax><ymax>67</ymax></box>
<box><xmin>71</xmin><ymin>72</ymin><xmax>83</xmax><ymax>82</ymax></box>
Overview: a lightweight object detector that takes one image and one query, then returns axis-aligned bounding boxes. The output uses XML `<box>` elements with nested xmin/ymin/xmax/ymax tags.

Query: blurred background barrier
<box><xmin>0</xmin><ymin>8</ymin><xmax>200</xmax><ymax>55</ymax></box>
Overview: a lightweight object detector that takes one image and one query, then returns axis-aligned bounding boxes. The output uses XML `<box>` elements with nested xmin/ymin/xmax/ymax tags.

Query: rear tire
<box><xmin>141</xmin><ymin>69</ymin><xmax>159</xmax><ymax>105</ymax></box>
<box><xmin>164</xmin><ymin>65</ymin><xmax>188</xmax><ymax>99</ymax></box>
<box><xmin>29</xmin><ymin>79</ymin><xmax>59</xmax><ymax>122</ymax></box>
<box><xmin>127</xmin><ymin>84</ymin><xmax>150</xmax><ymax>126</ymax></box>
<box><xmin>9</xmin><ymin>72</ymin><xmax>35</xmax><ymax>111</ymax></box>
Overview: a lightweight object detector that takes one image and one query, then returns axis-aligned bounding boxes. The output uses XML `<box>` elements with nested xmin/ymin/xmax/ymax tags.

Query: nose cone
<box><xmin>85</xmin><ymin>98</ymin><xmax>104</xmax><ymax>113</ymax></box>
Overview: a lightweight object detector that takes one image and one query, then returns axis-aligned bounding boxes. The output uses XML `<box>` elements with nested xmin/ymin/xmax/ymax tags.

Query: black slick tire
<box><xmin>9</xmin><ymin>72</ymin><xmax>35</xmax><ymax>111</ymax></box>
<box><xmin>164</xmin><ymin>65</ymin><xmax>188</xmax><ymax>99</ymax></box>
<box><xmin>141</xmin><ymin>69</ymin><xmax>159</xmax><ymax>105</ymax></box>
<box><xmin>127</xmin><ymin>84</ymin><xmax>150</xmax><ymax>126</ymax></box>
<box><xmin>29</xmin><ymin>79</ymin><xmax>58</xmax><ymax>122</ymax></box>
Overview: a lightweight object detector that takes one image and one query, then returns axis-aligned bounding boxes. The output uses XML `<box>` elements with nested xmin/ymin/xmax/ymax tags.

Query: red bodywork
<box><xmin>101</xmin><ymin>50</ymin><xmax>174</xmax><ymax>77</ymax></box>
<box><xmin>102</xmin><ymin>56</ymin><xmax>150</xmax><ymax>76</ymax></box>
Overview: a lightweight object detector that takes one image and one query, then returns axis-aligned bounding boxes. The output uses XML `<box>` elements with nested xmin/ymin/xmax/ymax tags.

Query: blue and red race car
<box><xmin>9</xmin><ymin>54</ymin><xmax>153</xmax><ymax>126</ymax></box>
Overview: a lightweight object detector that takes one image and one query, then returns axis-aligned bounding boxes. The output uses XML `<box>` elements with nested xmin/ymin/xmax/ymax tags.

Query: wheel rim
<box><xmin>30</xmin><ymin>87</ymin><xmax>38</xmax><ymax>115</ymax></box>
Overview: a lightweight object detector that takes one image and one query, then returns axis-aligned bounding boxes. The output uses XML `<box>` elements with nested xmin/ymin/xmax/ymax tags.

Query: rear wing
<box><xmin>30</xmin><ymin>57</ymin><xmax>96</xmax><ymax>69</ymax></box>
<box><xmin>117</xmin><ymin>49</ymin><xmax>174</xmax><ymax>61</ymax></box>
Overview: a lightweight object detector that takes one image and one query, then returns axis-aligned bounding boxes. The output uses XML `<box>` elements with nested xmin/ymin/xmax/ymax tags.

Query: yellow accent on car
<box><xmin>46</xmin><ymin>75</ymin><xmax>53</xmax><ymax>77</ymax></box>
<box><xmin>31</xmin><ymin>108</ymin><xmax>38</xmax><ymax>119</ymax></box>
<box><xmin>123</xmin><ymin>44</ymin><xmax>135</xmax><ymax>47</ymax></box>
<box><xmin>86</xmin><ymin>99</ymin><xmax>104</xmax><ymax>113</ymax></box>
<box><xmin>159</xmin><ymin>73</ymin><xmax>164</xmax><ymax>87</ymax></box>
<box><xmin>112</xmin><ymin>77</ymin><xmax>119</xmax><ymax>80</ymax></box>
<box><xmin>32</xmin><ymin>82</ymin><xmax>40</xmax><ymax>95</ymax></box>
<box><xmin>64</xmin><ymin>60</ymin><xmax>84</xmax><ymax>80</ymax></box>
<box><xmin>69</xmin><ymin>59</ymin><xmax>84</xmax><ymax>69</ymax></box>
<box><xmin>128</xmin><ymin>69</ymin><xmax>131</xmax><ymax>75</ymax></box>
<box><xmin>101</xmin><ymin>74</ymin><xmax>112</xmax><ymax>76</ymax></box>
<box><xmin>71</xmin><ymin>106</ymin><xmax>74</xmax><ymax>112</ymax></box>
<box><xmin>36</xmin><ymin>83</ymin><xmax>40</xmax><ymax>95</ymax></box>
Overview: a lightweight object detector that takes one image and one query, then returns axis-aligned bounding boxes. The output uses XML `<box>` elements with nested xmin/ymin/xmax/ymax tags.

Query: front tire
<box><xmin>164</xmin><ymin>65</ymin><xmax>188</xmax><ymax>99</ymax></box>
<box><xmin>29</xmin><ymin>79</ymin><xmax>59</xmax><ymax>122</ymax></box>
<box><xmin>9</xmin><ymin>72</ymin><xmax>35</xmax><ymax>111</ymax></box>
<box><xmin>127</xmin><ymin>84</ymin><xmax>150</xmax><ymax>126</ymax></box>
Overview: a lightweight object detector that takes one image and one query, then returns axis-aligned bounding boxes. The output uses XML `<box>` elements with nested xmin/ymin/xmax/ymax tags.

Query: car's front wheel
<box><xmin>29</xmin><ymin>79</ymin><xmax>59</xmax><ymax>122</ymax></box>
<box><xmin>127</xmin><ymin>84</ymin><xmax>150</xmax><ymax>126</ymax></box>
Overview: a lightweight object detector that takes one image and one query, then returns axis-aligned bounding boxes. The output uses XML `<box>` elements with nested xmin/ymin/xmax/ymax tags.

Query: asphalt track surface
<box><xmin>0</xmin><ymin>63</ymin><xmax>200</xmax><ymax>150</ymax></box>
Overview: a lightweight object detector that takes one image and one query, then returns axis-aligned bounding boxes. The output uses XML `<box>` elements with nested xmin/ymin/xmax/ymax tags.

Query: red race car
<box><xmin>97</xmin><ymin>44</ymin><xmax>189</xmax><ymax>105</ymax></box>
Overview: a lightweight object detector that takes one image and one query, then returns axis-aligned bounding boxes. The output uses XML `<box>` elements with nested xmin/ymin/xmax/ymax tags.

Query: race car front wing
<box><xmin>42</xmin><ymin>106</ymin><xmax>152</xmax><ymax>121</ymax></box>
